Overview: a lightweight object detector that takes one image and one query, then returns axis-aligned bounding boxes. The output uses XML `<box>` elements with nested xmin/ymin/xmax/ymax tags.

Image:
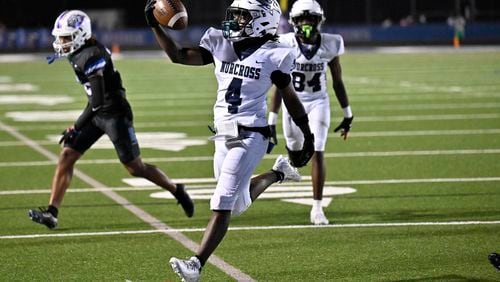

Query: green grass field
<box><xmin>0</xmin><ymin>50</ymin><xmax>499</xmax><ymax>281</ymax></box>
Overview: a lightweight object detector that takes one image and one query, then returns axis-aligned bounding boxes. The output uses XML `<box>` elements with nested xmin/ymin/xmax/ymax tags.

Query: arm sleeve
<box><xmin>199</xmin><ymin>47</ymin><xmax>214</xmax><ymax>65</ymax></box>
<box><xmin>74</xmin><ymin>103</ymin><xmax>93</xmax><ymax>130</ymax></box>
<box><xmin>88</xmin><ymin>74</ymin><xmax>105</xmax><ymax>111</ymax></box>
<box><xmin>84</xmin><ymin>57</ymin><xmax>106</xmax><ymax>76</ymax></box>
<box><xmin>270</xmin><ymin>70</ymin><xmax>291</xmax><ymax>89</ymax></box>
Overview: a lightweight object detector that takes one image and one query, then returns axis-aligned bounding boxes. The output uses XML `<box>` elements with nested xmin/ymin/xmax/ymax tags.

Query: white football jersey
<box><xmin>278</xmin><ymin>32</ymin><xmax>344</xmax><ymax>103</ymax></box>
<box><xmin>200</xmin><ymin>28</ymin><xmax>296</xmax><ymax>127</ymax></box>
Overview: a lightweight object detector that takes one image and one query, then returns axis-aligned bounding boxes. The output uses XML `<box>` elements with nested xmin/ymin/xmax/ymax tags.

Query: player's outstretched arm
<box><xmin>145</xmin><ymin>0</ymin><xmax>204</xmax><ymax>65</ymax></box>
<box><xmin>151</xmin><ymin>27</ymin><xmax>205</xmax><ymax>65</ymax></box>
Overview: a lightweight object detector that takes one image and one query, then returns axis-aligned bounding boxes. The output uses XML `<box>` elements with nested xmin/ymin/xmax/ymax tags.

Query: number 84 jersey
<box><xmin>279</xmin><ymin>32</ymin><xmax>344</xmax><ymax>103</ymax></box>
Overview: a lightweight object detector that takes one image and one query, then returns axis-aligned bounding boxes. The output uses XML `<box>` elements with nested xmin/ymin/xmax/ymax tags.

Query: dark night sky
<box><xmin>0</xmin><ymin>0</ymin><xmax>498</xmax><ymax>28</ymax></box>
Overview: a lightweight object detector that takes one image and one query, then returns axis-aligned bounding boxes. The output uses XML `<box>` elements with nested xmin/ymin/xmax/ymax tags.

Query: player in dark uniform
<box><xmin>28</xmin><ymin>10</ymin><xmax>194</xmax><ymax>229</ymax></box>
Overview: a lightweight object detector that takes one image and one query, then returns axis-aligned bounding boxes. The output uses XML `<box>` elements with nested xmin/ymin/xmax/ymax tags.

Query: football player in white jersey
<box><xmin>270</xmin><ymin>0</ymin><xmax>354</xmax><ymax>225</ymax></box>
<box><xmin>144</xmin><ymin>0</ymin><xmax>315</xmax><ymax>280</ymax></box>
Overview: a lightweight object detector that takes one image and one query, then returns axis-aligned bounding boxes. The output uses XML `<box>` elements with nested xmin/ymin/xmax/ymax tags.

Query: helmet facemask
<box><xmin>291</xmin><ymin>13</ymin><xmax>323</xmax><ymax>40</ymax></box>
<box><xmin>222</xmin><ymin>7</ymin><xmax>254</xmax><ymax>41</ymax></box>
<box><xmin>222</xmin><ymin>0</ymin><xmax>281</xmax><ymax>41</ymax></box>
<box><xmin>53</xmin><ymin>33</ymin><xmax>82</xmax><ymax>56</ymax></box>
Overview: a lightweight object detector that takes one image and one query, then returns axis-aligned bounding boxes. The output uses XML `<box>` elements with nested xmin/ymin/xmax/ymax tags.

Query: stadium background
<box><xmin>1</xmin><ymin>0</ymin><xmax>500</xmax><ymax>51</ymax></box>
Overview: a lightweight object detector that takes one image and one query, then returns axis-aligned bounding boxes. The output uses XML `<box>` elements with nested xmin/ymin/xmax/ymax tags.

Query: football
<box><xmin>153</xmin><ymin>0</ymin><xmax>188</xmax><ymax>30</ymax></box>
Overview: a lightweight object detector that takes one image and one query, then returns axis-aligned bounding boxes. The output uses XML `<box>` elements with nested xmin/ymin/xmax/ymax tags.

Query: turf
<box><xmin>0</xmin><ymin>50</ymin><xmax>499</xmax><ymax>281</ymax></box>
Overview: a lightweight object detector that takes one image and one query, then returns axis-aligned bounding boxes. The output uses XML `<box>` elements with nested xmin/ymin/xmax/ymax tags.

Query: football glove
<box><xmin>489</xmin><ymin>252</ymin><xmax>500</xmax><ymax>271</ymax></box>
<box><xmin>59</xmin><ymin>127</ymin><xmax>80</xmax><ymax>145</ymax></box>
<box><xmin>334</xmin><ymin>116</ymin><xmax>354</xmax><ymax>140</ymax></box>
<box><xmin>144</xmin><ymin>0</ymin><xmax>159</xmax><ymax>27</ymax></box>
<box><xmin>267</xmin><ymin>124</ymin><xmax>278</xmax><ymax>154</ymax></box>
<box><xmin>287</xmin><ymin>133</ymin><xmax>314</xmax><ymax>167</ymax></box>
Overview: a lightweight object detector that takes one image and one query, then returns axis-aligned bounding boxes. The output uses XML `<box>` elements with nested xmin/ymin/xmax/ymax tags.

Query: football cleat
<box><xmin>170</xmin><ymin>256</ymin><xmax>201</xmax><ymax>282</ymax></box>
<box><xmin>272</xmin><ymin>155</ymin><xmax>301</xmax><ymax>183</ymax></box>
<box><xmin>174</xmin><ymin>184</ymin><xmax>194</xmax><ymax>218</ymax></box>
<box><xmin>28</xmin><ymin>207</ymin><xmax>58</xmax><ymax>229</ymax></box>
<box><xmin>310</xmin><ymin>209</ymin><xmax>329</xmax><ymax>225</ymax></box>
<box><xmin>489</xmin><ymin>252</ymin><xmax>500</xmax><ymax>271</ymax></box>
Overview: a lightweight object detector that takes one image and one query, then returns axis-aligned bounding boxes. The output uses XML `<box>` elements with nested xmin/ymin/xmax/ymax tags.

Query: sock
<box><xmin>195</xmin><ymin>255</ymin><xmax>205</xmax><ymax>268</ymax></box>
<box><xmin>47</xmin><ymin>205</ymin><xmax>58</xmax><ymax>218</ymax></box>
<box><xmin>271</xmin><ymin>170</ymin><xmax>284</xmax><ymax>183</ymax></box>
<box><xmin>313</xmin><ymin>200</ymin><xmax>322</xmax><ymax>212</ymax></box>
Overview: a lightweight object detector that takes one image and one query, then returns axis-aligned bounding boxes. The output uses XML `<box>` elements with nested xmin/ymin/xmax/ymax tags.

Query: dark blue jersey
<box><xmin>68</xmin><ymin>40</ymin><xmax>128</xmax><ymax>114</ymax></box>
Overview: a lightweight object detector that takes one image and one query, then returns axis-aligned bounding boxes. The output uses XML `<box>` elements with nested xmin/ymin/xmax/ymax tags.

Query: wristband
<box><xmin>342</xmin><ymin>106</ymin><xmax>353</xmax><ymax>118</ymax></box>
<box><xmin>268</xmin><ymin>112</ymin><xmax>278</xmax><ymax>125</ymax></box>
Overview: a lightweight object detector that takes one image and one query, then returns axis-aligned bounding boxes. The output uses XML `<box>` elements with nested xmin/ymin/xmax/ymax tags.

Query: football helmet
<box><xmin>222</xmin><ymin>0</ymin><xmax>281</xmax><ymax>41</ymax></box>
<box><xmin>52</xmin><ymin>10</ymin><xmax>92</xmax><ymax>56</ymax></box>
<box><xmin>289</xmin><ymin>0</ymin><xmax>325</xmax><ymax>39</ymax></box>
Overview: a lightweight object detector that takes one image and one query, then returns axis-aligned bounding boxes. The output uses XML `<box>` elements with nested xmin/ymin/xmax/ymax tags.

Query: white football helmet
<box><xmin>52</xmin><ymin>10</ymin><xmax>92</xmax><ymax>56</ymax></box>
<box><xmin>289</xmin><ymin>0</ymin><xmax>325</xmax><ymax>39</ymax></box>
<box><xmin>222</xmin><ymin>0</ymin><xmax>281</xmax><ymax>41</ymax></box>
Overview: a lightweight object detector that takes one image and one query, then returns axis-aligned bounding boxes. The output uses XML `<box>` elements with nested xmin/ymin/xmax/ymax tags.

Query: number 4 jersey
<box><xmin>278</xmin><ymin>32</ymin><xmax>344</xmax><ymax>104</ymax></box>
<box><xmin>200</xmin><ymin>27</ymin><xmax>296</xmax><ymax>128</ymax></box>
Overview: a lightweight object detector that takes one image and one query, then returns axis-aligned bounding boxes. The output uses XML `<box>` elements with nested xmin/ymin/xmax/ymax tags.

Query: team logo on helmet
<box><xmin>67</xmin><ymin>15</ymin><xmax>85</xmax><ymax>28</ymax></box>
<box><xmin>255</xmin><ymin>0</ymin><xmax>271</xmax><ymax>9</ymax></box>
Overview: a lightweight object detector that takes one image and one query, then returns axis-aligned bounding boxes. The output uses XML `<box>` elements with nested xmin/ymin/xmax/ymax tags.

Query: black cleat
<box><xmin>28</xmin><ymin>207</ymin><xmax>58</xmax><ymax>229</ymax></box>
<box><xmin>489</xmin><ymin>252</ymin><xmax>500</xmax><ymax>271</ymax></box>
<box><xmin>174</xmin><ymin>184</ymin><xmax>194</xmax><ymax>218</ymax></box>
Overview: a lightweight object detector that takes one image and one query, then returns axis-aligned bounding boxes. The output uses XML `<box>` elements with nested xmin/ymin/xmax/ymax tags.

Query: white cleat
<box><xmin>310</xmin><ymin>209</ymin><xmax>329</xmax><ymax>225</ymax></box>
<box><xmin>273</xmin><ymin>155</ymin><xmax>301</xmax><ymax>182</ymax></box>
<box><xmin>169</xmin><ymin>256</ymin><xmax>201</xmax><ymax>282</ymax></box>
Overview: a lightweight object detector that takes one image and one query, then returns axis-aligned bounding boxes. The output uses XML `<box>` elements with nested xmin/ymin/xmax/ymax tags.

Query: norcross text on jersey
<box><xmin>294</xmin><ymin>62</ymin><xmax>325</xmax><ymax>72</ymax></box>
<box><xmin>220</xmin><ymin>61</ymin><xmax>261</xmax><ymax>79</ymax></box>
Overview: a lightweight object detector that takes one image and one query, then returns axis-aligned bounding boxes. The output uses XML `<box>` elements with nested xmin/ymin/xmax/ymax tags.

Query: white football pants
<box><xmin>211</xmin><ymin>131</ymin><xmax>267</xmax><ymax>216</ymax></box>
<box><xmin>282</xmin><ymin>97</ymin><xmax>331</xmax><ymax>152</ymax></box>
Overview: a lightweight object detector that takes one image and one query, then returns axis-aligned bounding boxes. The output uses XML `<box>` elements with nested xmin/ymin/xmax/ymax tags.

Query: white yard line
<box><xmin>350</xmin><ymin>128</ymin><xmax>500</xmax><ymax>137</ymax></box>
<box><xmin>1</xmin><ymin>177</ymin><xmax>499</xmax><ymax>196</ymax></box>
<box><xmin>0</xmin><ymin>148</ymin><xmax>498</xmax><ymax>167</ymax></box>
<box><xmin>5</xmin><ymin>110</ymin><xmax>500</xmax><ymax>121</ymax></box>
<box><xmin>0</xmin><ymin>120</ymin><xmax>254</xmax><ymax>282</ymax></box>
<box><xmin>354</xmin><ymin>113</ymin><xmax>500</xmax><ymax>122</ymax></box>
<box><xmin>1</xmin><ymin>220</ymin><xmax>499</xmax><ymax>240</ymax></box>
<box><xmin>1</xmin><ymin>128</ymin><xmax>500</xmax><ymax>147</ymax></box>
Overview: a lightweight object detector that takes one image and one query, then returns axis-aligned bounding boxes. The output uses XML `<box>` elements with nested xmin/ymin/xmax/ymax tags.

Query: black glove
<box><xmin>267</xmin><ymin>125</ymin><xmax>278</xmax><ymax>154</ymax></box>
<box><xmin>287</xmin><ymin>133</ymin><xmax>314</xmax><ymax>167</ymax></box>
<box><xmin>144</xmin><ymin>0</ymin><xmax>159</xmax><ymax>27</ymax></box>
<box><xmin>489</xmin><ymin>252</ymin><xmax>500</xmax><ymax>271</ymax></box>
<box><xmin>333</xmin><ymin>116</ymin><xmax>354</xmax><ymax>140</ymax></box>
<box><xmin>59</xmin><ymin>127</ymin><xmax>80</xmax><ymax>145</ymax></box>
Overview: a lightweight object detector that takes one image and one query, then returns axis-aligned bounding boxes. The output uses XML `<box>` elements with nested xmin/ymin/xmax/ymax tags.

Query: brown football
<box><xmin>153</xmin><ymin>0</ymin><xmax>188</xmax><ymax>30</ymax></box>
